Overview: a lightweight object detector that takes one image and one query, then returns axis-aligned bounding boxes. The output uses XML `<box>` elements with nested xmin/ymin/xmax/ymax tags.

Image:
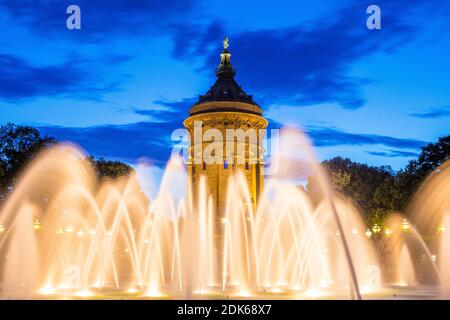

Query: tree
<box><xmin>395</xmin><ymin>135</ymin><xmax>450</xmax><ymax>210</ymax></box>
<box><xmin>414</xmin><ymin>135</ymin><xmax>450</xmax><ymax>174</ymax></box>
<box><xmin>0</xmin><ymin>123</ymin><xmax>55</xmax><ymax>197</ymax></box>
<box><xmin>307</xmin><ymin>135</ymin><xmax>450</xmax><ymax>225</ymax></box>
<box><xmin>307</xmin><ymin>157</ymin><xmax>395</xmax><ymax>223</ymax></box>
<box><xmin>330</xmin><ymin>169</ymin><xmax>352</xmax><ymax>192</ymax></box>
<box><xmin>88</xmin><ymin>156</ymin><xmax>133</xmax><ymax>179</ymax></box>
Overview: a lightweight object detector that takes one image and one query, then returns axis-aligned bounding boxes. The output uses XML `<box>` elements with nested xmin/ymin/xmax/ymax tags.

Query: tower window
<box><xmin>224</xmin><ymin>160</ymin><xmax>228</xmax><ymax>169</ymax></box>
<box><xmin>245</xmin><ymin>162</ymin><xmax>249</xmax><ymax>170</ymax></box>
<box><xmin>202</xmin><ymin>162</ymin><xmax>206</xmax><ymax>170</ymax></box>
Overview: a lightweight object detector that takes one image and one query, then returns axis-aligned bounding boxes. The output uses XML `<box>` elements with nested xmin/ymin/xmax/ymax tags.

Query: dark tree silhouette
<box><xmin>395</xmin><ymin>135</ymin><xmax>450</xmax><ymax>210</ymax></box>
<box><xmin>307</xmin><ymin>135</ymin><xmax>450</xmax><ymax>224</ymax></box>
<box><xmin>88</xmin><ymin>156</ymin><xmax>133</xmax><ymax>179</ymax></box>
<box><xmin>0</xmin><ymin>123</ymin><xmax>55</xmax><ymax>198</ymax></box>
<box><xmin>307</xmin><ymin>156</ymin><xmax>394</xmax><ymax>224</ymax></box>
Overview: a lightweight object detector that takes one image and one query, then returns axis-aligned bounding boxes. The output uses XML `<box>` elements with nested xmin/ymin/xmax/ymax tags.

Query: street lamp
<box><xmin>401</xmin><ymin>219</ymin><xmax>410</xmax><ymax>232</ymax></box>
<box><xmin>365</xmin><ymin>229</ymin><xmax>373</xmax><ymax>238</ymax></box>
<box><xmin>33</xmin><ymin>218</ymin><xmax>41</xmax><ymax>231</ymax></box>
<box><xmin>372</xmin><ymin>224</ymin><xmax>381</xmax><ymax>234</ymax></box>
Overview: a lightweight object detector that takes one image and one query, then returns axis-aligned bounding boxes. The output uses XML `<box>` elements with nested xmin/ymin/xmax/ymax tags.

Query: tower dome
<box><xmin>189</xmin><ymin>37</ymin><xmax>263</xmax><ymax>116</ymax></box>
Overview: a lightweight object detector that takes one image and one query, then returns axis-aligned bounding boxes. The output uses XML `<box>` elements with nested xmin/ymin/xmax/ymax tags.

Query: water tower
<box><xmin>184</xmin><ymin>37</ymin><xmax>268</xmax><ymax>218</ymax></box>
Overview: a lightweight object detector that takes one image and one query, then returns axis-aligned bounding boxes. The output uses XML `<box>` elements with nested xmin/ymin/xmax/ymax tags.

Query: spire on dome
<box><xmin>193</xmin><ymin>37</ymin><xmax>258</xmax><ymax>108</ymax></box>
<box><xmin>216</xmin><ymin>36</ymin><xmax>235</xmax><ymax>78</ymax></box>
<box><xmin>223</xmin><ymin>36</ymin><xmax>229</xmax><ymax>50</ymax></box>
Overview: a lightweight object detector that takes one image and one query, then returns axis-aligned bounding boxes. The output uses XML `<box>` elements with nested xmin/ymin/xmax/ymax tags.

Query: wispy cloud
<box><xmin>367</xmin><ymin>150</ymin><xmax>419</xmax><ymax>158</ymax></box>
<box><xmin>305</xmin><ymin>125</ymin><xmax>427</xmax><ymax>150</ymax></box>
<box><xmin>133</xmin><ymin>97</ymin><xmax>197</xmax><ymax>122</ymax></box>
<box><xmin>409</xmin><ymin>107</ymin><xmax>450</xmax><ymax>119</ymax></box>
<box><xmin>0</xmin><ymin>53</ymin><xmax>131</xmax><ymax>101</ymax></box>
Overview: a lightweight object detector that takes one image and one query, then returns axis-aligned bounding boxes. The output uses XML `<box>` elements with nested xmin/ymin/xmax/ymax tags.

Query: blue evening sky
<box><xmin>0</xmin><ymin>0</ymin><xmax>449</xmax><ymax>171</ymax></box>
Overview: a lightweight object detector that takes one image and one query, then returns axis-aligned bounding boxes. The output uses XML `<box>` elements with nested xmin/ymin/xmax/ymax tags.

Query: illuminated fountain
<box><xmin>370</xmin><ymin>160</ymin><xmax>450</xmax><ymax>297</ymax></box>
<box><xmin>0</xmin><ymin>129</ymin><xmax>449</xmax><ymax>299</ymax></box>
<box><xmin>408</xmin><ymin>160</ymin><xmax>450</xmax><ymax>295</ymax></box>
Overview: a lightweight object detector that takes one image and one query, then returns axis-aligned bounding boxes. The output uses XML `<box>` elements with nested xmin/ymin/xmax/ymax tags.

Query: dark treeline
<box><xmin>308</xmin><ymin>135</ymin><xmax>450</xmax><ymax>225</ymax></box>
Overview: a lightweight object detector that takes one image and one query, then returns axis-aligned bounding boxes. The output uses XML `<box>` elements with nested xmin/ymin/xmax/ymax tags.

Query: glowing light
<box><xmin>351</xmin><ymin>227</ymin><xmax>359</xmax><ymax>235</ymax></box>
<box><xmin>431</xmin><ymin>254</ymin><xmax>437</xmax><ymax>262</ymax></box>
<box><xmin>235</xmin><ymin>290</ymin><xmax>251</xmax><ymax>297</ymax></box>
<box><xmin>57</xmin><ymin>284</ymin><xmax>69</xmax><ymax>290</ymax></box>
<box><xmin>126</xmin><ymin>288</ymin><xmax>139</xmax><ymax>294</ymax></box>
<box><xmin>384</xmin><ymin>228</ymin><xmax>393</xmax><ymax>236</ymax></box>
<box><xmin>221</xmin><ymin>218</ymin><xmax>228</xmax><ymax>224</ymax></box>
<box><xmin>365</xmin><ymin>229</ymin><xmax>373</xmax><ymax>238</ymax></box>
<box><xmin>395</xmin><ymin>282</ymin><xmax>408</xmax><ymax>287</ymax></box>
<box><xmin>0</xmin><ymin>224</ymin><xmax>5</xmax><ymax>234</ymax></box>
<box><xmin>33</xmin><ymin>218</ymin><xmax>41</xmax><ymax>230</ymax></box>
<box><xmin>268</xmin><ymin>287</ymin><xmax>283</xmax><ymax>293</ymax></box>
<box><xmin>401</xmin><ymin>219</ymin><xmax>410</xmax><ymax>232</ymax></box>
<box><xmin>89</xmin><ymin>229</ymin><xmax>96</xmax><ymax>235</ymax></box>
<box><xmin>193</xmin><ymin>288</ymin><xmax>209</xmax><ymax>295</ymax></box>
<box><xmin>74</xmin><ymin>289</ymin><xmax>94</xmax><ymax>297</ymax></box>
<box><xmin>56</xmin><ymin>228</ymin><xmax>64</xmax><ymax>235</ymax></box>
<box><xmin>145</xmin><ymin>288</ymin><xmax>164</xmax><ymax>297</ymax></box>
<box><xmin>438</xmin><ymin>223</ymin><xmax>446</xmax><ymax>234</ymax></box>
<box><xmin>372</xmin><ymin>224</ymin><xmax>381</xmax><ymax>234</ymax></box>
<box><xmin>359</xmin><ymin>286</ymin><xmax>374</xmax><ymax>294</ymax></box>
<box><xmin>77</xmin><ymin>230</ymin><xmax>84</xmax><ymax>237</ymax></box>
<box><xmin>39</xmin><ymin>286</ymin><xmax>56</xmax><ymax>295</ymax></box>
<box><xmin>305</xmin><ymin>288</ymin><xmax>323</xmax><ymax>298</ymax></box>
<box><xmin>65</xmin><ymin>224</ymin><xmax>74</xmax><ymax>233</ymax></box>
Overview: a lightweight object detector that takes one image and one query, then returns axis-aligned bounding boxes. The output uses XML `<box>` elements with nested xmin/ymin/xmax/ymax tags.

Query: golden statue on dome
<box><xmin>223</xmin><ymin>36</ymin><xmax>229</xmax><ymax>50</ymax></box>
